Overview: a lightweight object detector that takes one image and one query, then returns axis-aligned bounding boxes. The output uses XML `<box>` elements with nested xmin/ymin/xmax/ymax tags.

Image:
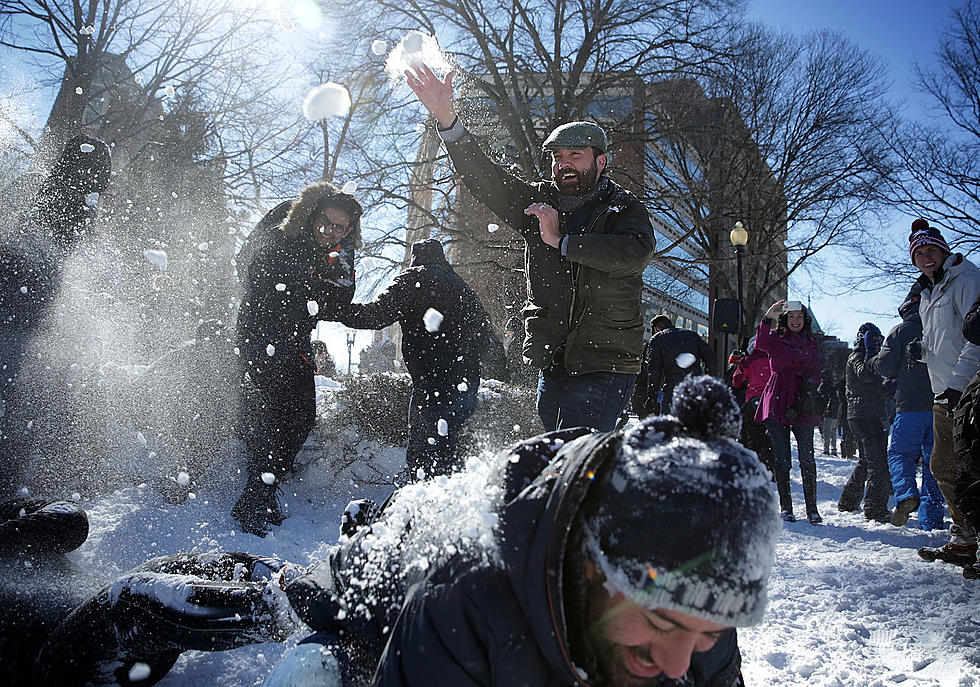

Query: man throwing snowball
<box><xmin>407</xmin><ymin>65</ymin><xmax>656</xmax><ymax>432</ymax></box>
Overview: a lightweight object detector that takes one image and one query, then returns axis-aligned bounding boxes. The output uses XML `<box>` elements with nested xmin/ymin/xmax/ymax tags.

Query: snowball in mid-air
<box><xmin>371</xmin><ymin>39</ymin><xmax>388</xmax><ymax>56</ymax></box>
<box><xmin>143</xmin><ymin>249</ymin><xmax>168</xmax><ymax>271</ymax></box>
<box><xmin>437</xmin><ymin>418</ymin><xmax>449</xmax><ymax>436</ymax></box>
<box><xmin>307</xmin><ymin>300</ymin><xmax>319</xmax><ymax>316</ymax></box>
<box><xmin>385</xmin><ymin>31</ymin><xmax>452</xmax><ymax>82</ymax></box>
<box><xmin>423</xmin><ymin>308</ymin><xmax>444</xmax><ymax>332</ymax></box>
<box><xmin>261</xmin><ymin>472</ymin><xmax>277</xmax><ymax>485</ymax></box>
<box><xmin>341</xmin><ymin>180</ymin><xmax>358</xmax><ymax>194</ymax></box>
<box><xmin>176</xmin><ymin>471</ymin><xmax>191</xmax><ymax>486</ymax></box>
<box><xmin>676</xmin><ymin>352</ymin><xmax>697</xmax><ymax>369</ymax></box>
<box><xmin>275</xmin><ymin>283</ymin><xmax>287</xmax><ymax>292</ymax></box>
<box><xmin>302</xmin><ymin>82</ymin><xmax>351</xmax><ymax>121</ymax></box>
<box><xmin>79</xmin><ymin>143</ymin><xmax>95</xmax><ymax>153</ymax></box>
<box><xmin>75</xmin><ymin>87</ymin><xmax>83</xmax><ymax>95</ymax></box>
<box><xmin>266</xmin><ymin>344</ymin><xmax>276</xmax><ymax>357</ymax></box>
<box><xmin>128</xmin><ymin>663</ymin><xmax>152</xmax><ymax>682</ymax></box>
<box><xmin>487</xmin><ymin>223</ymin><xmax>499</xmax><ymax>233</ymax></box>
<box><xmin>164</xmin><ymin>84</ymin><xmax>175</xmax><ymax>98</ymax></box>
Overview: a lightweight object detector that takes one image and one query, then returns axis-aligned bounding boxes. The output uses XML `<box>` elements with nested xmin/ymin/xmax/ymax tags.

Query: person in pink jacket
<box><xmin>754</xmin><ymin>300</ymin><xmax>823</xmax><ymax>524</ymax></box>
<box><xmin>732</xmin><ymin>339</ymin><xmax>774</xmax><ymax>476</ymax></box>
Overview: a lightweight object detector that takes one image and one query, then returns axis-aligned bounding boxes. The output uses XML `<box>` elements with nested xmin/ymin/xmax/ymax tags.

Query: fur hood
<box><xmin>280</xmin><ymin>181</ymin><xmax>363</xmax><ymax>249</ymax></box>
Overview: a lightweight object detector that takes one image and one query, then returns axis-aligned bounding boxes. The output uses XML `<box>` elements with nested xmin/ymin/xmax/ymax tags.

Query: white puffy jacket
<box><xmin>920</xmin><ymin>253</ymin><xmax>980</xmax><ymax>394</ymax></box>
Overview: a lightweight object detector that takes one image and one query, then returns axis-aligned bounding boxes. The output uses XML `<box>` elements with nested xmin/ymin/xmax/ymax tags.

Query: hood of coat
<box><xmin>409</xmin><ymin>238</ymin><xmax>450</xmax><ymax>267</ymax></box>
<box><xmin>280</xmin><ymin>181</ymin><xmax>363</xmax><ymax>248</ymax></box>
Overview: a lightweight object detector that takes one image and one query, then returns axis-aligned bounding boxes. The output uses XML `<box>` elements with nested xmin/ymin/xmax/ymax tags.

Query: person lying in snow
<box><xmin>24</xmin><ymin>376</ymin><xmax>779</xmax><ymax>687</ymax></box>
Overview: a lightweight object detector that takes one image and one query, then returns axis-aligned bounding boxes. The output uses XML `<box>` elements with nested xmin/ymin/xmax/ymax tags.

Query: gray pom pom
<box><xmin>670</xmin><ymin>375</ymin><xmax>741</xmax><ymax>440</ymax></box>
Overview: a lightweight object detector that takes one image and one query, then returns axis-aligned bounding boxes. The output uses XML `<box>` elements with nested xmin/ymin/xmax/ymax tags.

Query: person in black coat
<box><xmin>839</xmin><ymin>323</ymin><xmax>892</xmax><ymax>521</ymax></box>
<box><xmin>329</xmin><ymin>239</ymin><xmax>500</xmax><ymax>478</ymax></box>
<box><xmin>0</xmin><ymin>134</ymin><xmax>111</xmax><ymax>495</ymax></box>
<box><xmin>233</xmin><ymin>182</ymin><xmax>362</xmax><ymax>536</ymax></box>
<box><xmin>632</xmin><ymin>314</ymin><xmax>715</xmax><ymax>418</ymax></box>
<box><xmin>269</xmin><ymin>376</ymin><xmax>779</xmax><ymax>687</ymax></box>
<box><xmin>870</xmin><ymin>283</ymin><xmax>946</xmax><ymax>529</ymax></box>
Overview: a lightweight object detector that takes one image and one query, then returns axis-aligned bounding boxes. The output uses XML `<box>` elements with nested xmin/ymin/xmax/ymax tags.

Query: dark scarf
<box><xmin>555</xmin><ymin>175</ymin><xmax>612</xmax><ymax>216</ymax></box>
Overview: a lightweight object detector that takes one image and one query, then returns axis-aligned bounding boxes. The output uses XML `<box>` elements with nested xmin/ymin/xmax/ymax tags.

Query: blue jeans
<box><xmin>887</xmin><ymin>411</ymin><xmax>945</xmax><ymax>529</ymax></box>
<box><xmin>537</xmin><ymin>368</ymin><xmax>636</xmax><ymax>432</ymax></box>
<box><xmin>406</xmin><ymin>386</ymin><xmax>479</xmax><ymax>478</ymax></box>
<box><xmin>262</xmin><ymin>633</ymin><xmax>345</xmax><ymax>687</ymax></box>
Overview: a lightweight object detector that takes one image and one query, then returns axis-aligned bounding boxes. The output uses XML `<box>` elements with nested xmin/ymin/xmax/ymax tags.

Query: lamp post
<box><xmin>730</xmin><ymin>220</ymin><xmax>749</xmax><ymax>346</ymax></box>
<box><xmin>346</xmin><ymin>328</ymin><xmax>356</xmax><ymax>374</ymax></box>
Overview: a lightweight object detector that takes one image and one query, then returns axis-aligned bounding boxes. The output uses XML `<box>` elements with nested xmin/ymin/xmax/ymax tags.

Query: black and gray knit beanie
<box><xmin>580</xmin><ymin>375</ymin><xmax>780</xmax><ymax>627</ymax></box>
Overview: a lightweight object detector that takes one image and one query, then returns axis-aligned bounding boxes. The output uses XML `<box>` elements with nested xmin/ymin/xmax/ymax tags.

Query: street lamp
<box><xmin>346</xmin><ymin>327</ymin><xmax>356</xmax><ymax>374</ymax></box>
<box><xmin>730</xmin><ymin>220</ymin><xmax>749</xmax><ymax>346</ymax></box>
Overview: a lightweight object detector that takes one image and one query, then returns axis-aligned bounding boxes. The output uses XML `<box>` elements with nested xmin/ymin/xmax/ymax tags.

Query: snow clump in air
<box><xmin>341</xmin><ymin>180</ymin><xmax>358</xmax><ymax>194</ymax></box>
<box><xmin>675</xmin><ymin>352</ymin><xmax>697</xmax><ymax>369</ymax></box>
<box><xmin>79</xmin><ymin>143</ymin><xmax>95</xmax><ymax>153</ymax></box>
<box><xmin>423</xmin><ymin>308</ymin><xmax>443</xmax><ymax>332</ymax></box>
<box><xmin>384</xmin><ymin>30</ymin><xmax>453</xmax><ymax>83</ymax></box>
<box><xmin>143</xmin><ymin>249</ymin><xmax>168</xmax><ymax>271</ymax></box>
<box><xmin>371</xmin><ymin>39</ymin><xmax>388</xmax><ymax>56</ymax></box>
<box><xmin>302</xmin><ymin>82</ymin><xmax>351</xmax><ymax>121</ymax></box>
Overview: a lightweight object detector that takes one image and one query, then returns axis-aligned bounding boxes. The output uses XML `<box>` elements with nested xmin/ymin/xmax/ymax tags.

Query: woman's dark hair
<box><xmin>776</xmin><ymin>305</ymin><xmax>813</xmax><ymax>336</ymax></box>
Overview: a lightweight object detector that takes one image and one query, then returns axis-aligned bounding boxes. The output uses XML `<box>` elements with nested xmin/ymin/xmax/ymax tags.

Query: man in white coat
<box><xmin>909</xmin><ymin>219</ymin><xmax>980</xmax><ymax>564</ymax></box>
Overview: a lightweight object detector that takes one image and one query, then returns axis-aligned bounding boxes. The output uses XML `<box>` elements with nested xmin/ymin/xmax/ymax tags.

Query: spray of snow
<box><xmin>384</xmin><ymin>31</ymin><xmax>453</xmax><ymax>84</ymax></box>
<box><xmin>302</xmin><ymin>82</ymin><xmax>351</xmax><ymax>121</ymax></box>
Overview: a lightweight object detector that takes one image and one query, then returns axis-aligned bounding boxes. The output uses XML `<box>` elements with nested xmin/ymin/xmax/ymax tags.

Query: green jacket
<box><xmin>445</xmin><ymin>132</ymin><xmax>655</xmax><ymax>374</ymax></box>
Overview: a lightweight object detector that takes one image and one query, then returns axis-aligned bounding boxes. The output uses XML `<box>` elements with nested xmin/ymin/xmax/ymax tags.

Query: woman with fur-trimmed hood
<box><xmin>233</xmin><ymin>181</ymin><xmax>362</xmax><ymax>536</ymax></box>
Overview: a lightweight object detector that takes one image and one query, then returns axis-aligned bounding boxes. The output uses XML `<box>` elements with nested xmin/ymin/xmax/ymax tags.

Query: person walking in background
<box><xmin>906</xmin><ymin>220</ymin><xmax>980</xmax><ymax>564</ymax></box>
<box><xmin>732</xmin><ymin>337</ymin><xmax>775</xmax><ymax>476</ymax></box>
<box><xmin>839</xmin><ymin>323</ymin><xmax>892</xmax><ymax>522</ymax></box>
<box><xmin>328</xmin><ymin>239</ymin><xmax>500</xmax><ymax>479</ymax></box>
<box><xmin>632</xmin><ymin>314</ymin><xmax>715</xmax><ymax>418</ymax></box>
<box><xmin>870</xmin><ymin>282</ymin><xmax>946</xmax><ymax>529</ymax></box>
<box><xmin>233</xmin><ymin>182</ymin><xmax>362</xmax><ymax>536</ymax></box>
<box><xmin>818</xmin><ymin>372</ymin><xmax>841</xmax><ymax>456</ymax></box>
<box><xmin>754</xmin><ymin>300</ymin><xmax>823</xmax><ymax>524</ymax></box>
<box><xmin>406</xmin><ymin>64</ymin><xmax>655</xmax><ymax>432</ymax></box>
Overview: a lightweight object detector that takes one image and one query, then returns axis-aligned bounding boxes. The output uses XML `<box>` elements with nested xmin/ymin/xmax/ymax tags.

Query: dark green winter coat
<box><xmin>444</xmin><ymin>133</ymin><xmax>656</xmax><ymax>375</ymax></box>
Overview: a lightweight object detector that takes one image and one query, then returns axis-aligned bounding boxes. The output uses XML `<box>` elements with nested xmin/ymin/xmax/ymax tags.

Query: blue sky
<box><xmin>747</xmin><ymin>0</ymin><xmax>960</xmax><ymax>340</ymax></box>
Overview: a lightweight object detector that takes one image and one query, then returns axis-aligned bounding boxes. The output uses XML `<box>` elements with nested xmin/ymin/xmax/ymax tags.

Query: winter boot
<box><xmin>775</xmin><ymin>471</ymin><xmax>794</xmax><ymax>521</ymax></box>
<box><xmin>891</xmin><ymin>496</ymin><xmax>920</xmax><ymax>527</ymax></box>
<box><xmin>918</xmin><ymin>524</ymin><xmax>978</xmax><ymax>565</ymax></box>
<box><xmin>232</xmin><ymin>481</ymin><xmax>283</xmax><ymax>537</ymax></box>
<box><xmin>802</xmin><ymin>470</ymin><xmax>820</xmax><ymax>524</ymax></box>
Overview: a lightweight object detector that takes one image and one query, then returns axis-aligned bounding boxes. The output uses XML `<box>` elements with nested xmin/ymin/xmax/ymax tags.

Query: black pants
<box><xmin>840</xmin><ymin>416</ymin><xmax>892</xmax><ymax>518</ymax></box>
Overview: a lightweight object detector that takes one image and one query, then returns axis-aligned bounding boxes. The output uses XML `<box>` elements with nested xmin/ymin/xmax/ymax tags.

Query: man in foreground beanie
<box><xmin>264</xmin><ymin>374</ymin><xmax>780</xmax><ymax>686</ymax></box>
<box><xmin>908</xmin><ymin>219</ymin><xmax>980</xmax><ymax>564</ymax></box>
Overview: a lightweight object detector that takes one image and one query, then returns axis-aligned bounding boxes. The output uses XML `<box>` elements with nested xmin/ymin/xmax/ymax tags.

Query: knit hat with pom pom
<box><xmin>579</xmin><ymin>375</ymin><xmax>780</xmax><ymax>627</ymax></box>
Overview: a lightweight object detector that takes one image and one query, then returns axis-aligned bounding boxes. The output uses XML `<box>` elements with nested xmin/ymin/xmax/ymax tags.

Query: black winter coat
<box><xmin>964</xmin><ymin>292</ymin><xmax>980</xmax><ymax>346</ymax></box>
<box><xmin>846</xmin><ymin>347</ymin><xmax>888</xmax><ymax>421</ymax></box>
<box><xmin>870</xmin><ymin>314</ymin><xmax>932</xmax><ymax>414</ymax></box>
<box><xmin>236</xmin><ymin>201</ymin><xmax>355</xmax><ymax>388</ymax></box>
<box><xmin>336</xmin><ymin>240</ymin><xmax>496</xmax><ymax>391</ymax></box>
<box><xmin>633</xmin><ymin>326</ymin><xmax>715</xmax><ymax>416</ymax></box>
<box><xmin>287</xmin><ymin>429</ymin><xmax>742</xmax><ymax>687</ymax></box>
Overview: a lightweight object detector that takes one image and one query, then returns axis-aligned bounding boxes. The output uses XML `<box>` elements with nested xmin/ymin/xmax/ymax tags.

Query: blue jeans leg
<box><xmin>262</xmin><ymin>633</ymin><xmax>344</xmax><ymax>687</ymax></box>
<box><xmin>537</xmin><ymin>368</ymin><xmax>636</xmax><ymax>432</ymax></box>
<box><xmin>888</xmin><ymin>412</ymin><xmax>923</xmax><ymax>505</ymax></box>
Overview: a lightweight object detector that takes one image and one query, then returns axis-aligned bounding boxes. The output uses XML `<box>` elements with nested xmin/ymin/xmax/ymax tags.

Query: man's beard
<box><xmin>555</xmin><ymin>159</ymin><xmax>599</xmax><ymax>195</ymax></box>
<box><xmin>587</xmin><ymin>636</ymin><xmax>691</xmax><ymax>687</ymax></box>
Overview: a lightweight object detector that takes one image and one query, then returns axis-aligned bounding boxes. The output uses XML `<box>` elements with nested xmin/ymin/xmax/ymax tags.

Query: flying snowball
<box><xmin>341</xmin><ymin>180</ymin><xmax>358</xmax><ymax>194</ymax></box>
<box><xmin>675</xmin><ymin>352</ymin><xmax>697</xmax><ymax>369</ymax></box>
<box><xmin>487</xmin><ymin>223</ymin><xmax>499</xmax><ymax>233</ymax></box>
<box><xmin>261</xmin><ymin>472</ymin><xmax>277</xmax><ymax>485</ymax></box>
<box><xmin>275</xmin><ymin>283</ymin><xmax>287</xmax><ymax>291</ymax></box>
<box><xmin>143</xmin><ymin>249</ymin><xmax>168</xmax><ymax>271</ymax></box>
<box><xmin>427</xmin><ymin>437</ymin><xmax>436</xmax><ymax>445</ymax></box>
<box><xmin>437</xmin><ymin>418</ymin><xmax>449</xmax><ymax>436</ymax></box>
<box><xmin>266</xmin><ymin>344</ymin><xmax>276</xmax><ymax>357</ymax></box>
<box><xmin>164</xmin><ymin>84</ymin><xmax>175</xmax><ymax>98</ymax></box>
<box><xmin>19</xmin><ymin>286</ymin><xmax>27</xmax><ymax>294</ymax></box>
<box><xmin>302</xmin><ymin>82</ymin><xmax>351</xmax><ymax>121</ymax></box>
<box><xmin>423</xmin><ymin>307</ymin><xmax>444</xmax><ymax>332</ymax></box>
<box><xmin>457</xmin><ymin>381</ymin><xmax>468</xmax><ymax>392</ymax></box>
<box><xmin>385</xmin><ymin>31</ymin><xmax>452</xmax><ymax>83</ymax></box>
<box><xmin>128</xmin><ymin>663</ymin><xmax>152</xmax><ymax>682</ymax></box>
<box><xmin>307</xmin><ymin>300</ymin><xmax>319</xmax><ymax>316</ymax></box>
<box><xmin>84</xmin><ymin>192</ymin><xmax>99</xmax><ymax>207</ymax></box>
<box><xmin>79</xmin><ymin>143</ymin><xmax>95</xmax><ymax>153</ymax></box>
<box><xmin>176</xmin><ymin>471</ymin><xmax>191</xmax><ymax>486</ymax></box>
<box><xmin>371</xmin><ymin>39</ymin><xmax>388</xmax><ymax>56</ymax></box>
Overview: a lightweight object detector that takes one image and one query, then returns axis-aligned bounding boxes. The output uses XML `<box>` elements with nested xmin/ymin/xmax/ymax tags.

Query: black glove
<box><xmin>935</xmin><ymin>387</ymin><xmax>963</xmax><ymax>418</ymax></box>
<box><xmin>906</xmin><ymin>339</ymin><xmax>923</xmax><ymax>364</ymax></box>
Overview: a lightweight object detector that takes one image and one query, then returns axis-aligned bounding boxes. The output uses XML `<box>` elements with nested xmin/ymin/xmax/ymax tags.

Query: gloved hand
<box><xmin>907</xmin><ymin>338</ymin><xmax>923</xmax><ymax>364</ymax></box>
<box><xmin>863</xmin><ymin>330</ymin><xmax>881</xmax><ymax>357</ymax></box>
<box><xmin>935</xmin><ymin>387</ymin><xmax>963</xmax><ymax>418</ymax></box>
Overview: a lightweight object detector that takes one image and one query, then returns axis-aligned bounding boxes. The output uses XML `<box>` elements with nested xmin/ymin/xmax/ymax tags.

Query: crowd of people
<box><xmin>1</xmin><ymin>62</ymin><xmax>979</xmax><ymax>686</ymax></box>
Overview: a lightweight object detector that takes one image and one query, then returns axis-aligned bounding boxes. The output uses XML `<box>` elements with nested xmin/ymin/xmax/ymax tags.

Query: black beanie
<box><xmin>580</xmin><ymin>375</ymin><xmax>780</xmax><ymax>627</ymax></box>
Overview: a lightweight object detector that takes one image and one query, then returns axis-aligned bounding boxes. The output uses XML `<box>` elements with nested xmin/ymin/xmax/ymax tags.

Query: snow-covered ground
<box><xmin>59</xmin><ymin>384</ymin><xmax>980</xmax><ymax>686</ymax></box>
